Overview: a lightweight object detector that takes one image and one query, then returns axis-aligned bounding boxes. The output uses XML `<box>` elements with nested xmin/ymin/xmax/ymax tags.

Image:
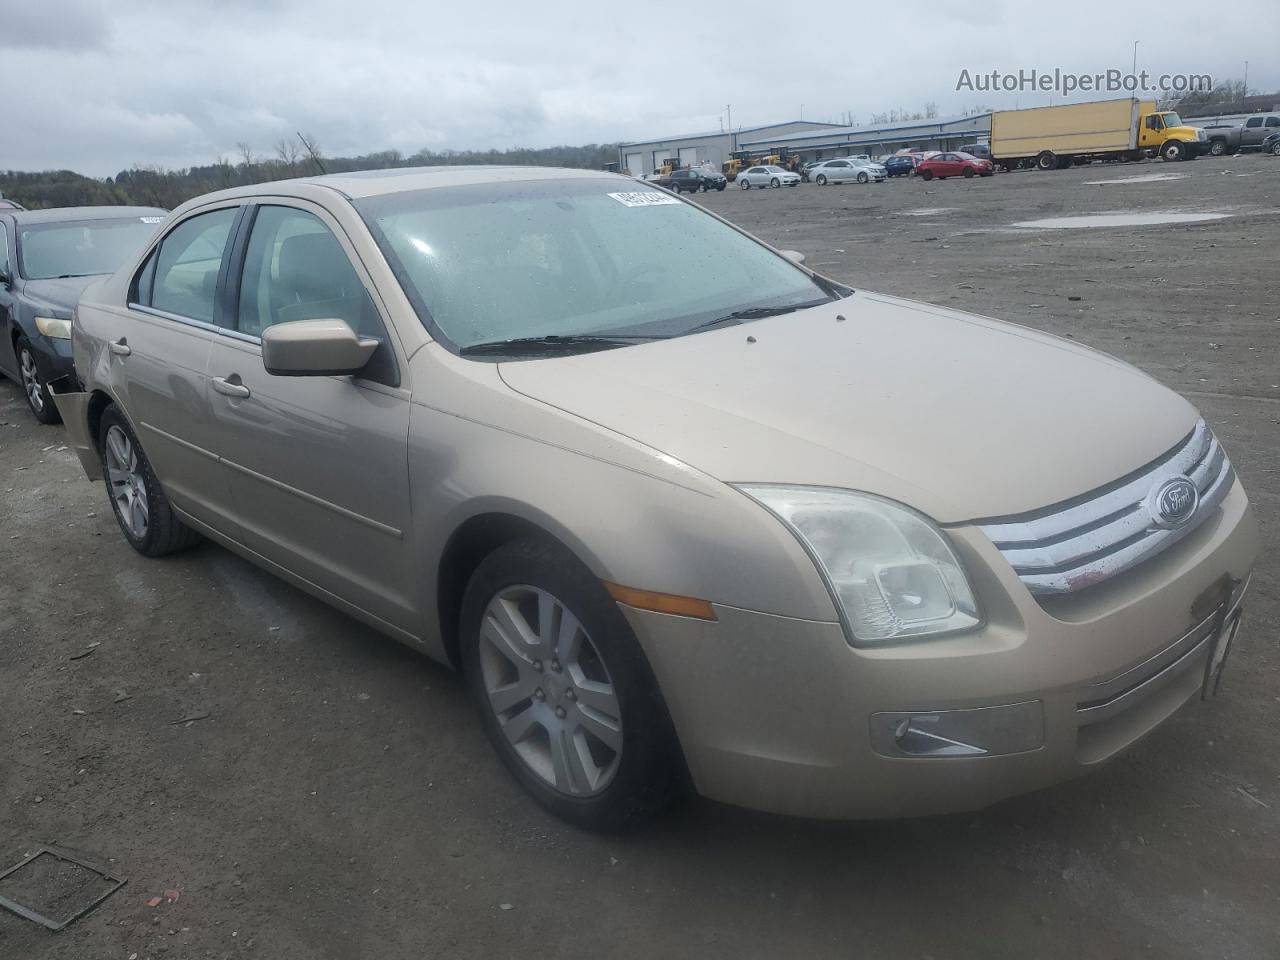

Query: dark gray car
<box><xmin>0</xmin><ymin>206</ymin><xmax>165</xmax><ymax>422</ymax></box>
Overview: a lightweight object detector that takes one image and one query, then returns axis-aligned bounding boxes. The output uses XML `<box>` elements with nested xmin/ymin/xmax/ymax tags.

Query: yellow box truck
<box><xmin>991</xmin><ymin>98</ymin><xmax>1207</xmax><ymax>171</ymax></box>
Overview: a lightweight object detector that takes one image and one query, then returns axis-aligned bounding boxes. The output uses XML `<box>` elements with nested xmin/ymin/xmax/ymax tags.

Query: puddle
<box><xmin>1012</xmin><ymin>212</ymin><xmax>1229</xmax><ymax>229</ymax></box>
<box><xmin>1083</xmin><ymin>173</ymin><xmax>1186</xmax><ymax>185</ymax></box>
<box><xmin>902</xmin><ymin>207</ymin><xmax>955</xmax><ymax>216</ymax></box>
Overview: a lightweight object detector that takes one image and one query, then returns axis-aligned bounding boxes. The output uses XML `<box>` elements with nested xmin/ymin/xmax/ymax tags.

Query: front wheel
<box><xmin>740</xmin><ymin>179</ymin><xmax>750</xmax><ymax>189</ymax></box>
<box><xmin>98</xmin><ymin>405</ymin><xmax>201</xmax><ymax>556</ymax></box>
<box><xmin>815</xmin><ymin>174</ymin><xmax>828</xmax><ymax>185</ymax></box>
<box><xmin>856</xmin><ymin>171</ymin><xmax>868</xmax><ymax>184</ymax></box>
<box><xmin>1161</xmin><ymin>141</ymin><xmax>1185</xmax><ymax>162</ymax></box>
<box><xmin>919</xmin><ymin>169</ymin><xmax>933</xmax><ymax>180</ymax></box>
<box><xmin>963</xmin><ymin>167</ymin><xmax>976</xmax><ymax>178</ymax></box>
<box><xmin>669</xmin><ymin>182</ymin><xmax>681</xmax><ymax>194</ymax></box>
<box><xmin>1273</xmin><ymin>142</ymin><xmax>1280</xmax><ymax>157</ymax></box>
<box><xmin>770</xmin><ymin>177</ymin><xmax>780</xmax><ymax>188</ymax></box>
<box><xmin>460</xmin><ymin>537</ymin><xmax>683</xmax><ymax>831</ymax></box>
<box><xmin>1036</xmin><ymin>151</ymin><xmax>1057</xmax><ymax>171</ymax></box>
<box><xmin>16</xmin><ymin>337</ymin><xmax>60</xmax><ymax>424</ymax></box>
<box><xmin>698</xmin><ymin>182</ymin><xmax>707</xmax><ymax>193</ymax></box>
<box><xmin>1209</xmin><ymin>140</ymin><xmax>1226</xmax><ymax>157</ymax></box>
<box><xmin>717</xmin><ymin>183</ymin><xmax>726</xmax><ymax>191</ymax></box>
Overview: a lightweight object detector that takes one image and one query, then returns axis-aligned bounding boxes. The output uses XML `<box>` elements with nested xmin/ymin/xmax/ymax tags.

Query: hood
<box><xmin>21</xmin><ymin>275</ymin><xmax>103</xmax><ymax>313</ymax></box>
<box><xmin>498</xmin><ymin>292</ymin><xmax>1198</xmax><ymax>523</ymax></box>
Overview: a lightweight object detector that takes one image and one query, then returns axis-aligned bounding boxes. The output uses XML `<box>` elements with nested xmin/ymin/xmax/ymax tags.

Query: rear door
<box><xmin>203</xmin><ymin>200</ymin><xmax>417</xmax><ymax>633</ymax></box>
<box><xmin>0</xmin><ymin>218</ymin><xmax>16</xmax><ymax>380</ymax></box>
<box><xmin>1241</xmin><ymin>117</ymin><xmax>1264</xmax><ymax>148</ymax></box>
<box><xmin>115</xmin><ymin>204</ymin><xmax>244</xmax><ymax>533</ymax></box>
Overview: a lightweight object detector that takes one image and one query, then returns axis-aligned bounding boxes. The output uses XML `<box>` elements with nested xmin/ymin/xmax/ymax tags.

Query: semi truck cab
<box><xmin>1138</xmin><ymin>110</ymin><xmax>1206</xmax><ymax>160</ymax></box>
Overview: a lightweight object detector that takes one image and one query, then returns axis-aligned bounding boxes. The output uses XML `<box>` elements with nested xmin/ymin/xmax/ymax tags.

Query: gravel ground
<box><xmin>1</xmin><ymin>153</ymin><xmax>1277</xmax><ymax>960</ymax></box>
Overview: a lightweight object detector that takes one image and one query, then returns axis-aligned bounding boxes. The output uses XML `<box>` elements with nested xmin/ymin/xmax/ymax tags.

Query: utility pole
<box><xmin>727</xmin><ymin>103</ymin><xmax>734</xmax><ymax>151</ymax></box>
<box><xmin>1243</xmin><ymin>60</ymin><xmax>1249</xmax><ymax>98</ymax></box>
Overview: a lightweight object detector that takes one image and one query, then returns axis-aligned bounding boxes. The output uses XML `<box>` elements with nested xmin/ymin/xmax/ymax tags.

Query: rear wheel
<box><xmin>98</xmin><ymin>405</ymin><xmax>201</xmax><ymax>557</ymax></box>
<box><xmin>460</xmin><ymin>537</ymin><xmax>683</xmax><ymax>831</ymax></box>
<box><xmin>1273</xmin><ymin>142</ymin><xmax>1280</xmax><ymax>157</ymax></box>
<box><xmin>16</xmin><ymin>337</ymin><xmax>60</xmax><ymax>424</ymax></box>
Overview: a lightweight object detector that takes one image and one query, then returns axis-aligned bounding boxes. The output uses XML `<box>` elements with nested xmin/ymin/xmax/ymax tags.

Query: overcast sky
<box><xmin>1</xmin><ymin>0</ymin><xmax>1276</xmax><ymax>176</ymax></box>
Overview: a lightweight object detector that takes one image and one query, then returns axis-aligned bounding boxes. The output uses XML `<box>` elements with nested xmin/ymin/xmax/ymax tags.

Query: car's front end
<box><xmin>491</xmin><ymin>281</ymin><xmax>1259</xmax><ymax>820</ymax></box>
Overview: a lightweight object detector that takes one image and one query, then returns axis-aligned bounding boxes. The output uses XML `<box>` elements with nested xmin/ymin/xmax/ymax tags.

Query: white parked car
<box><xmin>810</xmin><ymin>158</ymin><xmax>886</xmax><ymax>185</ymax></box>
<box><xmin>738</xmin><ymin>165</ymin><xmax>801</xmax><ymax>189</ymax></box>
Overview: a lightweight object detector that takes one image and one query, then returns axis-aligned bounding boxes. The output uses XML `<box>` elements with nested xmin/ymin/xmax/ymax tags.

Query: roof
<box><xmin>200</xmin><ymin>165</ymin><xmax>625</xmax><ymax>203</ymax></box>
<box><xmin>740</xmin><ymin>113</ymin><xmax>992</xmax><ymax>146</ymax></box>
<box><xmin>618</xmin><ymin>120</ymin><xmax>845</xmax><ymax>148</ymax></box>
<box><xmin>8</xmin><ymin>205</ymin><xmax>167</xmax><ymax>224</ymax></box>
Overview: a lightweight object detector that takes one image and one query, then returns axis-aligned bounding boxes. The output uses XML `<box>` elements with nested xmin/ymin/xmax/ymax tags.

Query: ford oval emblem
<box><xmin>1148</xmin><ymin>476</ymin><xmax>1199</xmax><ymax>529</ymax></box>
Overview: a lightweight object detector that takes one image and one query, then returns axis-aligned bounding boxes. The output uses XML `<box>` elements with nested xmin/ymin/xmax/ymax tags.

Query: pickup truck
<box><xmin>1205</xmin><ymin>115</ymin><xmax>1280</xmax><ymax>156</ymax></box>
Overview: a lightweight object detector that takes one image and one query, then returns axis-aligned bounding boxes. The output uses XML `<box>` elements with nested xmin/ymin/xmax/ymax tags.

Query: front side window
<box><xmin>356</xmin><ymin>178</ymin><xmax>835</xmax><ymax>356</ymax></box>
<box><xmin>147</xmin><ymin>207</ymin><xmax>237</xmax><ymax>323</ymax></box>
<box><xmin>18</xmin><ymin>216</ymin><xmax>161</xmax><ymax>282</ymax></box>
<box><xmin>236</xmin><ymin>205</ymin><xmax>382</xmax><ymax>339</ymax></box>
<box><xmin>0</xmin><ymin>222</ymin><xmax>9</xmax><ymax>278</ymax></box>
<box><xmin>1267</xmin><ymin>117</ymin><xmax>1280</xmax><ymax>127</ymax></box>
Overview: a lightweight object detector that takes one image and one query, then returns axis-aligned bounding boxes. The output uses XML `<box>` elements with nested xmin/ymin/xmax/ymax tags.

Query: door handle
<box><xmin>108</xmin><ymin>338</ymin><xmax>131</xmax><ymax>357</ymax></box>
<box><xmin>211</xmin><ymin>376</ymin><xmax>250</xmax><ymax>399</ymax></box>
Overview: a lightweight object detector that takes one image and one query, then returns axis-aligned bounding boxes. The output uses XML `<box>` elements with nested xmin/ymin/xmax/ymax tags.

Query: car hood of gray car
<box><xmin>497</xmin><ymin>291</ymin><xmax>1200</xmax><ymax>523</ymax></box>
<box><xmin>21</xmin><ymin>275</ymin><xmax>103</xmax><ymax>313</ymax></box>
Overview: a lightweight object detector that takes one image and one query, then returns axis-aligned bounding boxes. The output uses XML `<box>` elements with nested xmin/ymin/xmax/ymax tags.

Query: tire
<box><xmin>980</xmin><ymin>170</ymin><xmax>993</xmax><ymax>177</ymax></box>
<box><xmin>1273</xmin><ymin>142</ymin><xmax>1280</xmax><ymax>157</ymax></box>
<box><xmin>919</xmin><ymin>169</ymin><xmax>933</xmax><ymax>181</ymax></box>
<box><xmin>98</xmin><ymin>405</ymin><xmax>201</xmax><ymax>557</ymax></box>
<box><xmin>856</xmin><ymin>171</ymin><xmax>868</xmax><ymax>184</ymax></box>
<box><xmin>460</xmin><ymin>536</ymin><xmax>682</xmax><ymax>831</ymax></box>
<box><xmin>1057</xmin><ymin>156</ymin><xmax>1074</xmax><ymax>169</ymax></box>
<box><xmin>669</xmin><ymin>182</ymin><xmax>681</xmax><ymax>194</ymax></box>
<box><xmin>740</xmin><ymin>179</ymin><xmax>750</xmax><ymax>189</ymax></box>
<box><xmin>1161</xmin><ymin>141</ymin><xmax>1184</xmax><ymax>162</ymax></box>
<box><xmin>962</xmin><ymin>167</ymin><xmax>976</xmax><ymax>178</ymax></box>
<box><xmin>15</xmin><ymin>337</ymin><xmax>61</xmax><ymax>425</ymax></box>
<box><xmin>815</xmin><ymin>174</ymin><xmax>828</xmax><ymax>185</ymax></box>
<box><xmin>698</xmin><ymin>182</ymin><xmax>707</xmax><ymax>193</ymax></box>
<box><xmin>1036</xmin><ymin>151</ymin><xmax>1056</xmax><ymax>171</ymax></box>
<box><xmin>1209</xmin><ymin>140</ymin><xmax>1226</xmax><ymax>157</ymax></box>
<box><xmin>770</xmin><ymin>177</ymin><xmax>780</xmax><ymax>188</ymax></box>
<box><xmin>717</xmin><ymin>183</ymin><xmax>726</xmax><ymax>191</ymax></box>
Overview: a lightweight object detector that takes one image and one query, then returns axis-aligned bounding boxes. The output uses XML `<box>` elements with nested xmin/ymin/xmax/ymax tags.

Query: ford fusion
<box><xmin>56</xmin><ymin>168</ymin><xmax>1257</xmax><ymax>829</ymax></box>
<box><xmin>0</xmin><ymin>206</ymin><xmax>165</xmax><ymax>422</ymax></box>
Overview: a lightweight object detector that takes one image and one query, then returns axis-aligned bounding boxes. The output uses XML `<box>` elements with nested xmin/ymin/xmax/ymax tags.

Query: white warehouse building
<box><xmin>617</xmin><ymin>120</ymin><xmax>845</xmax><ymax>177</ymax></box>
<box><xmin>618</xmin><ymin>114</ymin><xmax>993</xmax><ymax>175</ymax></box>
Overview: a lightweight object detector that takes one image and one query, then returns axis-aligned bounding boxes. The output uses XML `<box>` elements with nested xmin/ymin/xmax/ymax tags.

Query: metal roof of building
<box><xmin>619</xmin><ymin>120</ymin><xmax>845</xmax><ymax>147</ymax></box>
<box><xmin>740</xmin><ymin>113</ymin><xmax>992</xmax><ymax>146</ymax></box>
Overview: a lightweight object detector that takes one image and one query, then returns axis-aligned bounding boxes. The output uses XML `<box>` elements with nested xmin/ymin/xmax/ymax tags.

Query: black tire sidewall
<box><xmin>459</xmin><ymin>536</ymin><xmax>681</xmax><ymax>831</ymax></box>
<box><xmin>97</xmin><ymin>404</ymin><xmax>195</xmax><ymax>557</ymax></box>
<box><xmin>16</xmin><ymin>337</ymin><xmax>60</xmax><ymax>424</ymax></box>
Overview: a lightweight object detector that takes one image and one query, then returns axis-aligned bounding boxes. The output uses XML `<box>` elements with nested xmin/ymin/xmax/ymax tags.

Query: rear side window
<box><xmin>1245</xmin><ymin>117</ymin><xmax>1262</xmax><ymax>128</ymax></box>
<box><xmin>0</xmin><ymin>221</ymin><xmax>9</xmax><ymax>278</ymax></box>
<box><xmin>144</xmin><ymin>208</ymin><xmax>237</xmax><ymax>323</ymax></box>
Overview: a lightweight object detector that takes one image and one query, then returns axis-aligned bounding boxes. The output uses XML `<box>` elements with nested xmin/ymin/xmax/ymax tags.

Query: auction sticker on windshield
<box><xmin>609</xmin><ymin>192</ymin><xmax>680</xmax><ymax>207</ymax></box>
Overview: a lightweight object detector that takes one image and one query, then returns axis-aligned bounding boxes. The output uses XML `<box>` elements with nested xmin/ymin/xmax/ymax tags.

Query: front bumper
<box><xmin>622</xmin><ymin>480</ymin><xmax>1258</xmax><ymax>819</ymax></box>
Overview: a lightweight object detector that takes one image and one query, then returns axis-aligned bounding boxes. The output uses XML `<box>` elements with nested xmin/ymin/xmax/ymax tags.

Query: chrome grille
<box><xmin>978</xmin><ymin>420</ymin><xmax>1234</xmax><ymax>595</ymax></box>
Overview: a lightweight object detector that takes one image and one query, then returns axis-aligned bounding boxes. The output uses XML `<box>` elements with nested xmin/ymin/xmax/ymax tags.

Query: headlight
<box><xmin>737</xmin><ymin>486</ymin><xmax>980</xmax><ymax>644</ymax></box>
<box><xmin>35</xmin><ymin>316</ymin><xmax>73</xmax><ymax>339</ymax></box>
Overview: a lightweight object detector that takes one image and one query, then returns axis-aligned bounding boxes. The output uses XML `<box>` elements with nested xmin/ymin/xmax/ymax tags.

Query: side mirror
<box><xmin>261</xmin><ymin>319</ymin><xmax>379</xmax><ymax>377</ymax></box>
<box><xmin>781</xmin><ymin>250</ymin><xmax>806</xmax><ymax>265</ymax></box>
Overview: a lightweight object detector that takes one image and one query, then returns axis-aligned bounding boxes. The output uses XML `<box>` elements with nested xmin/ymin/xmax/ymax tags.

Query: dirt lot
<box><xmin>2</xmin><ymin>154</ymin><xmax>1277</xmax><ymax>960</ymax></box>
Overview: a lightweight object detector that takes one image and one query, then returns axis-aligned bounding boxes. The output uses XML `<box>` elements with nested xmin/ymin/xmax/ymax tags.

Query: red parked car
<box><xmin>916</xmin><ymin>151</ymin><xmax>994</xmax><ymax>181</ymax></box>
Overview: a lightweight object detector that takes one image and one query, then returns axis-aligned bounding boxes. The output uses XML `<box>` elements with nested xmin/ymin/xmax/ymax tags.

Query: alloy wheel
<box><xmin>19</xmin><ymin>348</ymin><xmax>43</xmax><ymax>414</ymax></box>
<box><xmin>478</xmin><ymin>585</ymin><xmax>623</xmax><ymax>796</ymax></box>
<box><xmin>105</xmin><ymin>424</ymin><xmax>149</xmax><ymax>539</ymax></box>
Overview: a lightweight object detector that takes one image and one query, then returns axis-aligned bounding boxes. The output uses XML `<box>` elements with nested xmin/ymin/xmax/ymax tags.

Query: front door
<box><xmin>114</xmin><ymin>204</ymin><xmax>243</xmax><ymax>533</ymax></box>
<box><xmin>203</xmin><ymin>201</ymin><xmax>417</xmax><ymax>634</ymax></box>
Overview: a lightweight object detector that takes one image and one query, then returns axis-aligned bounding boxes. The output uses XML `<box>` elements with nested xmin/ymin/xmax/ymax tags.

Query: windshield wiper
<box><xmin>460</xmin><ymin>333</ymin><xmax>666</xmax><ymax>356</ymax></box>
<box><xmin>690</xmin><ymin>297</ymin><xmax>834</xmax><ymax>332</ymax></box>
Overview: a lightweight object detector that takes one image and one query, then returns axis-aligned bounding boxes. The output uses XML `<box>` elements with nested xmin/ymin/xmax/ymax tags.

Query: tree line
<box><xmin>0</xmin><ymin>138</ymin><xmax>619</xmax><ymax>210</ymax></box>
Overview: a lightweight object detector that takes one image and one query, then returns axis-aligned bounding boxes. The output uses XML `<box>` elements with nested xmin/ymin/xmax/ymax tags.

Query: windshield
<box><xmin>1160</xmin><ymin>112</ymin><xmax>1183</xmax><ymax>127</ymax></box>
<box><xmin>355</xmin><ymin>178</ymin><xmax>833</xmax><ymax>354</ymax></box>
<box><xmin>17</xmin><ymin>216</ymin><xmax>160</xmax><ymax>281</ymax></box>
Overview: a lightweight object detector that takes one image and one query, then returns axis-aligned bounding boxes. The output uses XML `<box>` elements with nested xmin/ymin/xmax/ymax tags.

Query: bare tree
<box><xmin>274</xmin><ymin>138</ymin><xmax>301</xmax><ymax>176</ymax></box>
<box><xmin>236</xmin><ymin>142</ymin><xmax>258</xmax><ymax>183</ymax></box>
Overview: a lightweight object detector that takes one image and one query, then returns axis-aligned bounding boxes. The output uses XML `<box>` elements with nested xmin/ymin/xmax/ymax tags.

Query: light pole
<box><xmin>1243</xmin><ymin>60</ymin><xmax>1249</xmax><ymax>99</ymax></box>
<box><xmin>1131</xmin><ymin>40</ymin><xmax>1138</xmax><ymax>76</ymax></box>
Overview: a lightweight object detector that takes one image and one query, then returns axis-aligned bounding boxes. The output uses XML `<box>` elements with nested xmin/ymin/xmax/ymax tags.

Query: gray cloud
<box><xmin>1</xmin><ymin>0</ymin><xmax>1275</xmax><ymax>176</ymax></box>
